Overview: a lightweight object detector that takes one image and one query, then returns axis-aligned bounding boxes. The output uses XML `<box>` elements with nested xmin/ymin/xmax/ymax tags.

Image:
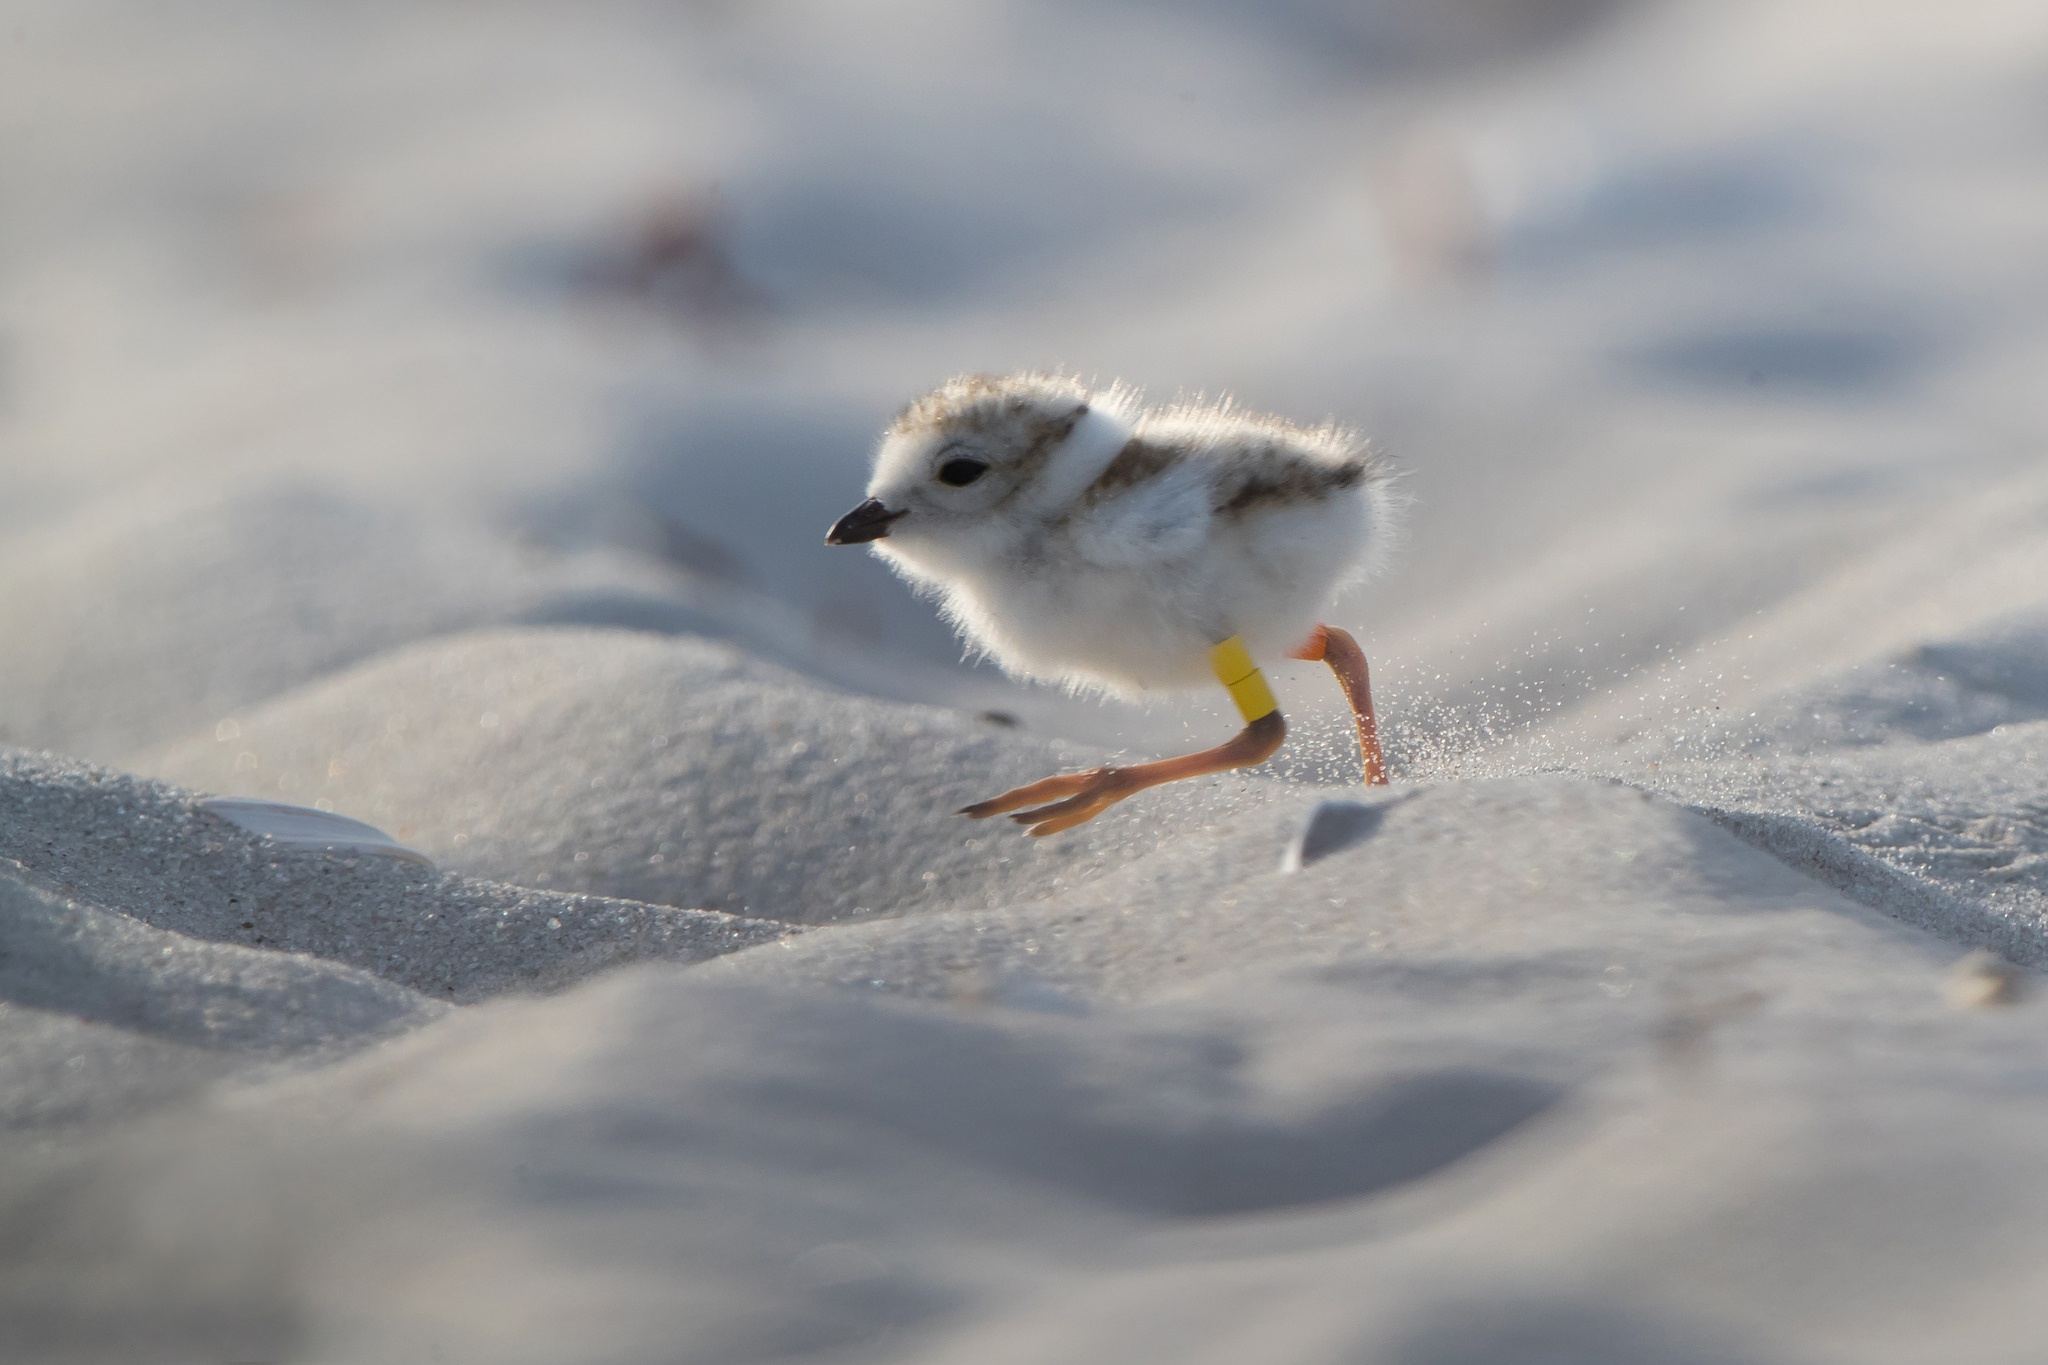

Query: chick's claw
<box><xmin>1010</xmin><ymin>793</ymin><xmax>1129</xmax><ymax>837</ymax></box>
<box><xmin>957</xmin><ymin>769</ymin><xmax>1105</xmax><ymax>819</ymax></box>
<box><xmin>981</xmin><ymin>769</ymin><xmax>1143</xmax><ymax>837</ymax></box>
<box><xmin>962</xmin><ymin>713</ymin><xmax>1287</xmax><ymax>837</ymax></box>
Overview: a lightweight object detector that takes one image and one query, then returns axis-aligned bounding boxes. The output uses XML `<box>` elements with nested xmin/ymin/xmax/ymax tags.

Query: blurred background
<box><xmin>3</xmin><ymin>0</ymin><xmax>2047</xmax><ymax>772</ymax></box>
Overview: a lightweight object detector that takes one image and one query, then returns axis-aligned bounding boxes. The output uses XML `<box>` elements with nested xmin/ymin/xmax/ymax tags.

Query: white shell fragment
<box><xmin>198</xmin><ymin>797</ymin><xmax>435</xmax><ymax>868</ymax></box>
<box><xmin>1281</xmin><ymin>800</ymin><xmax>1387</xmax><ymax>874</ymax></box>
<box><xmin>1944</xmin><ymin>948</ymin><xmax>2026</xmax><ymax>1010</ymax></box>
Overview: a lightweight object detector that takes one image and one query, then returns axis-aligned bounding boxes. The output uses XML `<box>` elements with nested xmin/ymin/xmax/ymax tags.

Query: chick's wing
<box><xmin>1067</xmin><ymin>460</ymin><xmax>1213</xmax><ymax>568</ymax></box>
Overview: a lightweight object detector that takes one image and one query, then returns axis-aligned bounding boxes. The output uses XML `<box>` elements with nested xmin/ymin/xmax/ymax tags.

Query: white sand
<box><xmin>4</xmin><ymin>0</ymin><xmax>2048</xmax><ymax>1360</ymax></box>
<box><xmin>0</xmin><ymin>747</ymin><xmax>787</xmax><ymax>1005</ymax></box>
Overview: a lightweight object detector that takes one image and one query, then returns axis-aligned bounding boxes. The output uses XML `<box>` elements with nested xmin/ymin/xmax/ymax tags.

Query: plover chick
<box><xmin>827</xmin><ymin>371</ymin><xmax>1397</xmax><ymax>836</ymax></box>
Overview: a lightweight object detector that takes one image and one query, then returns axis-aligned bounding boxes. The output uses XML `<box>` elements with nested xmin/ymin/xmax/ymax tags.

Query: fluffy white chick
<box><xmin>827</xmin><ymin>371</ymin><xmax>1396</xmax><ymax>835</ymax></box>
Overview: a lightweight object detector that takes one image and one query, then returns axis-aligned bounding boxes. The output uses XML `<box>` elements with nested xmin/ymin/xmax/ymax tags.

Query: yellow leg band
<box><xmin>1209</xmin><ymin>635</ymin><xmax>1278</xmax><ymax>724</ymax></box>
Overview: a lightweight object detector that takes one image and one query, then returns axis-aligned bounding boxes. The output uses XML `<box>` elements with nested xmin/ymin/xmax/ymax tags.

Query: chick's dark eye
<box><xmin>937</xmin><ymin>457</ymin><xmax>989</xmax><ymax>487</ymax></box>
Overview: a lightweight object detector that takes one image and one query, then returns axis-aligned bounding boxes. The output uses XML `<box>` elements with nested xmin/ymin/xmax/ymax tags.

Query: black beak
<box><xmin>826</xmin><ymin>498</ymin><xmax>907</xmax><ymax>546</ymax></box>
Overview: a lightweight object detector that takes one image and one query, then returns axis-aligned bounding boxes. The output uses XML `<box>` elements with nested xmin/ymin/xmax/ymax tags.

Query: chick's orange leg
<box><xmin>960</xmin><ymin>712</ymin><xmax>1286</xmax><ymax>838</ymax></box>
<box><xmin>1290</xmin><ymin>624</ymin><xmax>1388</xmax><ymax>786</ymax></box>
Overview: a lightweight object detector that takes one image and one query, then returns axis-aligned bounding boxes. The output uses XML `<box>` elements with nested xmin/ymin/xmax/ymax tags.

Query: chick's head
<box><xmin>860</xmin><ymin>372</ymin><xmax>1098</xmax><ymax>580</ymax></box>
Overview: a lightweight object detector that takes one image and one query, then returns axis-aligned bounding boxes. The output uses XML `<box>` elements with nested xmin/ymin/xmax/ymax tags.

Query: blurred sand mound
<box><xmin>140</xmin><ymin>627</ymin><xmax>1236</xmax><ymax>924</ymax></box>
<box><xmin>0</xmin><ymin>747</ymin><xmax>784</xmax><ymax>1005</ymax></box>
